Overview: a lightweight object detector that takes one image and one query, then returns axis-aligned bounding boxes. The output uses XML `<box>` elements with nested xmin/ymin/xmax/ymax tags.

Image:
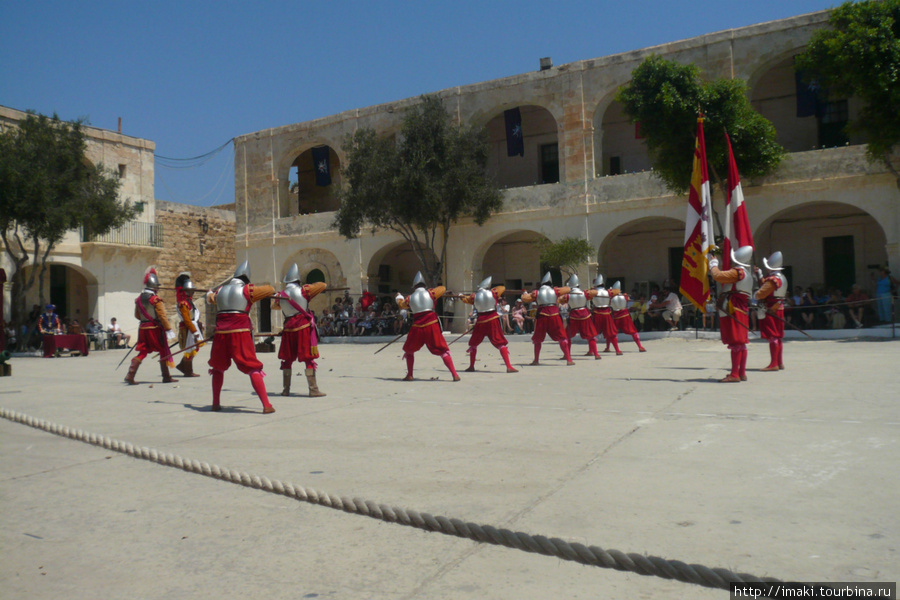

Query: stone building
<box><xmin>1</xmin><ymin>105</ymin><xmax>235</xmax><ymax>340</ymax></box>
<box><xmin>233</xmin><ymin>9</ymin><xmax>898</xmax><ymax>332</ymax></box>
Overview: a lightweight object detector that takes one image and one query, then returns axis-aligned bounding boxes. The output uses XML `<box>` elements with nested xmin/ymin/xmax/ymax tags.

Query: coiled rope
<box><xmin>1</xmin><ymin>407</ymin><xmax>781</xmax><ymax>591</ymax></box>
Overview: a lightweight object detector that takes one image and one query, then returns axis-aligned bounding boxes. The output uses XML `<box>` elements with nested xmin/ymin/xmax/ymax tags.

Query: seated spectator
<box><xmin>511</xmin><ymin>299</ymin><xmax>526</xmax><ymax>334</ymax></box>
<box><xmin>649</xmin><ymin>288</ymin><xmax>682</xmax><ymax>331</ymax></box>
<box><xmin>629</xmin><ymin>294</ymin><xmax>648</xmax><ymax>331</ymax></box>
<box><xmin>525</xmin><ymin>302</ymin><xmax>537</xmax><ymax>333</ymax></box>
<box><xmin>799</xmin><ymin>288</ymin><xmax>817</xmax><ymax>328</ymax></box>
<box><xmin>846</xmin><ymin>284</ymin><xmax>870</xmax><ymax>329</ymax></box>
<box><xmin>825</xmin><ymin>289</ymin><xmax>847</xmax><ymax>329</ymax></box>
<box><xmin>67</xmin><ymin>319</ymin><xmax>83</xmax><ymax>335</ymax></box>
<box><xmin>108</xmin><ymin>317</ymin><xmax>131</xmax><ymax>348</ymax></box>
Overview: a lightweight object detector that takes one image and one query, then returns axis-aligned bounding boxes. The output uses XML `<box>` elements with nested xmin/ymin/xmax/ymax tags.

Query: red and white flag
<box><xmin>722</xmin><ymin>133</ymin><xmax>754</xmax><ymax>269</ymax></box>
<box><xmin>679</xmin><ymin>117</ymin><xmax>713</xmax><ymax>311</ymax></box>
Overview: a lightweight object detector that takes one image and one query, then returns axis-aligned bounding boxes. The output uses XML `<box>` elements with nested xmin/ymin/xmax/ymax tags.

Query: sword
<box><xmin>447</xmin><ymin>326</ymin><xmax>474</xmax><ymax>346</ymax></box>
<box><xmin>115</xmin><ymin>343</ymin><xmax>137</xmax><ymax>370</ymax></box>
<box><xmin>717</xmin><ymin>292</ymin><xmax>759</xmax><ymax>338</ymax></box>
<box><xmin>374</xmin><ymin>331</ymin><xmax>406</xmax><ymax>355</ymax></box>
<box><xmin>160</xmin><ymin>336</ymin><xmax>215</xmax><ymax>361</ymax></box>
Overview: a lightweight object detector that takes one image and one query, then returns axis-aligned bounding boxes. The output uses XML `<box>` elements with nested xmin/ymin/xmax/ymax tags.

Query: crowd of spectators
<box><xmin>314</xmin><ymin>293</ymin><xmax>409</xmax><ymax>338</ymax></box>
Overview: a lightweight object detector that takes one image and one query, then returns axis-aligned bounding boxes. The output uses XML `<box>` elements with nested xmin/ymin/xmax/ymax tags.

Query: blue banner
<box><xmin>504</xmin><ymin>108</ymin><xmax>524</xmax><ymax>157</ymax></box>
<box><xmin>312</xmin><ymin>146</ymin><xmax>331</xmax><ymax>186</ymax></box>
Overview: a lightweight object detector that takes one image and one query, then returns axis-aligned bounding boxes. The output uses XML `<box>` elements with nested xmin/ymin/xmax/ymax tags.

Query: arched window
<box><xmin>306</xmin><ymin>268</ymin><xmax>326</xmax><ymax>284</ymax></box>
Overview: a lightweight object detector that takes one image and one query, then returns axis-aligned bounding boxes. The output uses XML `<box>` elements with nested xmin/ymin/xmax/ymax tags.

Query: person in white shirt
<box><xmin>108</xmin><ymin>317</ymin><xmax>131</xmax><ymax>348</ymax></box>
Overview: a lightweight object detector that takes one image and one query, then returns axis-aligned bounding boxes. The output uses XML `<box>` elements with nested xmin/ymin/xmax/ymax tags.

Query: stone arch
<box><xmin>469</xmin><ymin>228</ymin><xmax>551</xmax><ymax>292</ymax></box>
<box><xmin>18</xmin><ymin>260</ymin><xmax>99</xmax><ymax>325</ymax></box>
<box><xmin>593</xmin><ymin>86</ymin><xmax>650</xmax><ymax>178</ymax></box>
<box><xmin>754</xmin><ymin>201</ymin><xmax>888</xmax><ymax>295</ymax></box>
<box><xmin>275</xmin><ymin>142</ymin><xmax>344</xmax><ymax>217</ymax></box>
<box><xmin>596</xmin><ymin>216</ymin><xmax>686</xmax><ymax>296</ymax></box>
<box><xmin>366</xmin><ymin>240</ymin><xmax>439</xmax><ymax>295</ymax></box>
<box><xmin>281</xmin><ymin>247</ymin><xmax>346</xmax><ymax>313</ymax></box>
<box><xmin>478</xmin><ymin>104</ymin><xmax>562</xmax><ymax>188</ymax></box>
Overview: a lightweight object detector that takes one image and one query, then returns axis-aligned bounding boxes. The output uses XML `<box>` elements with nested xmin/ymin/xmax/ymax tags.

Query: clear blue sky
<box><xmin>1</xmin><ymin>0</ymin><xmax>837</xmax><ymax>207</ymax></box>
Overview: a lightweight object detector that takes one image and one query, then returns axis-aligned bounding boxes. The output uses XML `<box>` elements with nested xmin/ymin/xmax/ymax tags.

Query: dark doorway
<box><xmin>258</xmin><ymin>300</ymin><xmax>271</xmax><ymax>333</ymax></box>
<box><xmin>50</xmin><ymin>265</ymin><xmax>68</xmax><ymax>318</ymax></box>
<box><xmin>306</xmin><ymin>268</ymin><xmax>326</xmax><ymax>284</ymax></box>
<box><xmin>540</xmin><ymin>143</ymin><xmax>559</xmax><ymax>184</ymax></box>
<box><xmin>823</xmin><ymin>235</ymin><xmax>855</xmax><ymax>293</ymax></box>
<box><xmin>668</xmin><ymin>246</ymin><xmax>683</xmax><ymax>290</ymax></box>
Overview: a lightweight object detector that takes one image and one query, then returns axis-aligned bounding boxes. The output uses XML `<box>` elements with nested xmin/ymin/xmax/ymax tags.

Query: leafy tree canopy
<box><xmin>616</xmin><ymin>55</ymin><xmax>784</xmax><ymax>195</ymax></box>
<box><xmin>538</xmin><ymin>236</ymin><xmax>594</xmax><ymax>277</ymax></box>
<box><xmin>334</xmin><ymin>95</ymin><xmax>503</xmax><ymax>286</ymax></box>
<box><xmin>796</xmin><ymin>0</ymin><xmax>900</xmax><ymax>182</ymax></box>
<box><xmin>0</xmin><ymin>112</ymin><xmax>139</xmax><ymax>329</ymax></box>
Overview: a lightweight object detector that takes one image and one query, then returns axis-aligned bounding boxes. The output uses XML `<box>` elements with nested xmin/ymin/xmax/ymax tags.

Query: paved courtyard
<box><xmin>1</xmin><ymin>334</ymin><xmax>898</xmax><ymax>599</ymax></box>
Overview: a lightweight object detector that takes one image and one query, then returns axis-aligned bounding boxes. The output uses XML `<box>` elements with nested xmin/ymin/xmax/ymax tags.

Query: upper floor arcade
<box><xmin>234</xmin><ymin>9</ymin><xmax>871</xmax><ymax>239</ymax></box>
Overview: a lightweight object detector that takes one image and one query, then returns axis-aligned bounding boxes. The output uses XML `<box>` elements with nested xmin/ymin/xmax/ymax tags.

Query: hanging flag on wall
<box><xmin>504</xmin><ymin>107</ymin><xmax>524</xmax><ymax>157</ymax></box>
<box><xmin>794</xmin><ymin>62</ymin><xmax>821</xmax><ymax>118</ymax></box>
<box><xmin>679</xmin><ymin>117</ymin><xmax>714</xmax><ymax>311</ymax></box>
<box><xmin>722</xmin><ymin>132</ymin><xmax>755</xmax><ymax>270</ymax></box>
<box><xmin>311</xmin><ymin>146</ymin><xmax>331</xmax><ymax>187</ymax></box>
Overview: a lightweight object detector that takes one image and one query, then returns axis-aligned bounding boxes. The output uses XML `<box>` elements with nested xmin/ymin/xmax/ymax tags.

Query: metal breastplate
<box><xmin>138</xmin><ymin>291</ymin><xmax>155</xmax><ymax>321</ymax></box>
<box><xmin>567</xmin><ymin>288</ymin><xmax>587</xmax><ymax>309</ymax></box>
<box><xmin>473</xmin><ymin>288</ymin><xmax>496</xmax><ymax>312</ymax></box>
<box><xmin>409</xmin><ymin>287</ymin><xmax>434</xmax><ymax>314</ymax></box>
<box><xmin>280</xmin><ymin>283</ymin><xmax>307</xmax><ymax>317</ymax></box>
<box><xmin>726</xmin><ymin>266</ymin><xmax>754</xmax><ymax>296</ymax></box>
<box><xmin>772</xmin><ymin>273</ymin><xmax>788</xmax><ymax>299</ymax></box>
<box><xmin>591</xmin><ymin>288</ymin><xmax>610</xmax><ymax>308</ymax></box>
<box><xmin>216</xmin><ymin>279</ymin><xmax>249</xmax><ymax>313</ymax></box>
<box><xmin>536</xmin><ymin>285</ymin><xmax>557</xmax><ymax>306</ymax></box>
<box><xmin>610</xmin><ymin>294</ymin><xmax>627</xmax><ymax>311</ymax></box>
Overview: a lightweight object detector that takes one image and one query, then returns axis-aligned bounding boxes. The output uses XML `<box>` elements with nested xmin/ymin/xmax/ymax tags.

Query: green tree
<box><xmin>616</xmin><ymin>56</ymin><xmax>784</xmax><ymax>225</ymax></box>
<box><xmin>796</xmin><ymin>0</ymin><xmax>900</xmax><ymax>186</ymax></box>
<box><xmin>0</xmin><ymin>112</ymin><xmax>140</xmax><ymax>336</ymax></box>
<box><xmin>334</xmin><ymin>95</ymin><xmax>503</xmax><ymax>286</ymax></box>
<box><xmin>537</xmin><ymin>236</ymin><xmax>594</xmax><ymax>277</ymax></box>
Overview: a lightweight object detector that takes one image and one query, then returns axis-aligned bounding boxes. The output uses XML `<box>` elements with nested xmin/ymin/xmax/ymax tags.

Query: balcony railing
<box><xmin>81</xmin><ymin>221</ymin><xmax>164</xmax><ymax>247</ymax></box>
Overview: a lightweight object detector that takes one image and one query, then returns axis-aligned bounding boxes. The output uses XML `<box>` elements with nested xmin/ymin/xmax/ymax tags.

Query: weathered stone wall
<box><xmin>153</xmin><ymin>201</ymin><xmax>236</xmax><ymax>325</ymax></box>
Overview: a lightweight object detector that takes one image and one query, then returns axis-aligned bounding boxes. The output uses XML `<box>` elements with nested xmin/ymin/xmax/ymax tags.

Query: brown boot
<box><xmin>160</xmin><ymin>362</ymin><xmax>177</xmax><ymax>383</ymax></box>
<box><xmin>124</xmin><ymin>358</ymin><xmax>141</xmax><ymax>385</ymax></box>
<box><xmin>305</xmin><ymin>368</ymin><xmax>326</xmax><ymax>397</ymax></box>
<box><xmin>281</xmin><ymin>369</ymin><xmax>291</xmax><ymax>396</ymax></box>
<box><xmin>182</xmin><ymin>357</ymin><xmax>200</xmax><ymax>377</ymax></box>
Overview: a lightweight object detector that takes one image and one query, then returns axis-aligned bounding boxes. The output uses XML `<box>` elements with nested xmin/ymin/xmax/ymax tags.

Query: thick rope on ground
<box><xmin>1</xmin><ymin>407</ymin><xmax>781</xmax><ymax>590</ymax></box>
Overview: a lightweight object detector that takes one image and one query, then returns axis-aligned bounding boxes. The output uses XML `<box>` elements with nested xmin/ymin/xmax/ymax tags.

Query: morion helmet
<box><xmin>592</xmin><ymin>274</ymin><xmax>604</xmax><ymax>288</ymax></box>
<box><xmin>763</xmin><ymin>251</ymin><xmax>784</xmax><ymax>272</ymax></box>
<box><xmin>477</xmin><ymin>276</ymin><xmax>492</xmax><ymax>290</ymax></box>
<box><xmin>175</xmin><ymin>272</ymin><xmax>195</xmax><ymax>292</ymax></box>
<box><xmin>731</xmin><ymin>245</ymin><xmax>754</xmax><ymax>268</ymax></box>
<box><xmin>143</xmin><ymin>267</ymin><xmax>160</xmax><ymax>290</ymax></box>
<box><xmin>412</xmin><ymin>271</ymin><xmax>426</xmax><ymax>289</ymax></box>
<box><xmin>540</xmin><ymin>272</ymin><xmax>552</xmax><ymax>286</ymax></box>
<box><xmin>234</xmin><ymin>259</ymin><xmax>251</xmax><ymax>283</ymax></box>
<box><xmin>283</xmin><ymin>263</ymin><xmax>301</xmax><ymax>284</ymax></box>
<box><xmin>565</xmin><ymin>274</ymin><xmax>580</xmax><ymax>289</ymax></box>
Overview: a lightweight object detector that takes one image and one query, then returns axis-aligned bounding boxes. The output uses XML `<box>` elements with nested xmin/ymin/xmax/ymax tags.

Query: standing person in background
<box><xmin>874</xmin><ymin>268</ymin><xmax>898</xmax><ymax>323</ymax></box>
<box><xmin>396</xmin><ymin>272</ymin><xmax>460</xmax><ymax>382</ymax></box>
<box><xmin>708</xmin><ymin>246</ymin><xmax>753</xmax><ymax>383</ymax></box>
<box><xmin>174</xmin><ymin>272</ymin><xmax>204</xmax><ymax>377</ymax></box>
<box><xmin>755</xmin><ymin>251</ymin><xmax>787</xmax><ymax>372</ymax></box>
<box><xmin>274</xmin><ymin>263</ymin><xmax>327</xmax><ymax>397</ymax></box>
<box><xmin>609</xmin><ymin>282</ymin><xmax>646</xmax><ymax>352</ymax></box>
<box><xmin>124</xmin><ymin>268</ymin><xmax>177</xmax><ymax>384</ymax></box>
<box><xmin>206</xmin><ymin>260</ymin><xmax>277</xmax><ymax>414</ymax></box>
<box><xmin>520</xmin><ymin>272</ymin><xmax>573</xmax><ymax>366</ymax></box>
<box><xmin>457</xmin><ymin>276</ymin><xmax>518</xmax><ymax>373</ymax></box>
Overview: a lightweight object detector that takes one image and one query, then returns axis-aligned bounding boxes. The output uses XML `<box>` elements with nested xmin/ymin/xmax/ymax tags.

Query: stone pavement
<box><xmin>1</xmin><ymin>334</ymin><xmax>898</xmax><ymax>599</ymax></box>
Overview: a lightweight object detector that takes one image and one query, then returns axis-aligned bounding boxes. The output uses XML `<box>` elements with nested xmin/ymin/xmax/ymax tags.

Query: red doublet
<box><xmin>532</xmin><ymin>305</ymin><xmax>567</xmax><ymax>343</ymax></box>
<box><xmin>278</xmin><ymin>312</ymin><xmax>318</xmax><ymax>369</ymax></box>
<box><xmin>208</xmin><ymin>312</ymin><xmax>264</xmax><ymax>374</ymax></box>
<box><xmin>720</xmin><ymin>294</ymin><xmax>749</xmax><ymax>346</ymax></box>
<box><xmin>591</xmin><ymin>307</ymin><xmax>618</xmax><ymax>339</ymax></box>
<box><xmin>613</xmin><ymin>309</ymin><xmax>638</xmax><ymax>335</ymax></box>
<box><xmin>403</xmin><ymin>311</ymin><xmax>449</xmax><ymax>356</ymax></box>
<box><xmin>468</xmin><ymin>312</ymin><xmax>509</xmax><ymax>349</ymax></box>
<box><xmin>566</xmin><ymin>307</ymin><xmax>598</xmax><ymax>340</ymax></box>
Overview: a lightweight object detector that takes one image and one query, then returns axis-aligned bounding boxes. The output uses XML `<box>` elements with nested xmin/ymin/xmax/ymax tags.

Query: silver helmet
<box><xmin>611</xmin><ymin>280</ymin><xmax>622</xmax><ymax>291</ymax></box>
<box><xmin>283</xmin><ymin>263</ymin><xmax>301</xmax><ymax>284</ymax></box>
<box><xmin>592</xmin><ymin>274</ymin><xmax>604</xmax><ymax>288</ymax></box>
<box><xmin>731</xmin><ymin>246</ymin><xmax>754</xmax><ymax>268</ymax></box>
<box><xmin>540</xmin><ymin>272</ymin><xmax>553</xmax><ymax>286</ymax></box>
<box><xmin>233</xmin><ymin>259</ymin><xmax>251</xmax><ymax>283</ymax></box>
<box><xmin>763</xmin><ymin>251</ymin><xmax>784</xmax><ymax>272</ymax></box>
<box><xmin>175</xmin><ymin>272</ymin><xmax>195</xmax><ymax>292</ymax></box>
<box><xmin>477</xmin><ymin>276</ymin><xmax>492</xmax><ymax>290</ymax></box>
<box><xmin>412</xmin><ymin>271</ymin><xmax>426</xmax><ymax>289</ymax></box>
<box><xmin>565</xmin><ymin>274</ymin><xmax>580</xmax><ymax>289</ymax></box>
<box><xmin>143</xmin><ymin>267</ymin><xmax>160</xmax><ymax>290</ymax></box>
